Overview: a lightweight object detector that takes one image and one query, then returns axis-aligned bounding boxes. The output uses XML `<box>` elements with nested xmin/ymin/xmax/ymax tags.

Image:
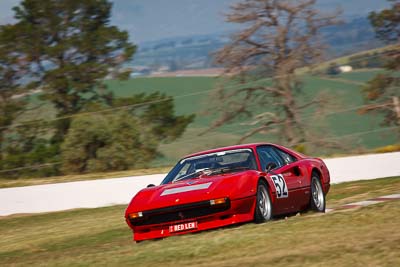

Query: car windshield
<box><xmin>161</xmin><ymin>149</ymin><xmax>257</xmax><ymax>184</ymax></box>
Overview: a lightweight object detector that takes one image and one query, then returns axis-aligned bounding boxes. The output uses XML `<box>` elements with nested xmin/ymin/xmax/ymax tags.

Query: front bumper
<box><xmin>128</xmin><ymin>196</ymin><xmax>256</xmax><ymax>241</ymax></box>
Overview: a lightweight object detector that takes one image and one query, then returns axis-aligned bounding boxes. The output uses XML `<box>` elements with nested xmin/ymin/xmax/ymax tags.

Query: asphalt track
<box><xmin>0</xmin><ymin>152</ymin><xmax>399</xmax><ymax>216</ymax></box>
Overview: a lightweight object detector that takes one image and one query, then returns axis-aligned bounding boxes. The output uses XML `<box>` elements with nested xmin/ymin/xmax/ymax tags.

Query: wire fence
<box><xmin>0</xmin><ymin>125</ymin><xmax>397</xmax><ymax>174</ymax></box>
<box><xmin>1</xmin><ymin>47</ymin><xmax>397</xmax><ymax>132</ymax></box>
<box><xmin>0</xmin><ymin>47</ymin><xmax>398</xmax><ymax>174</ymax></box>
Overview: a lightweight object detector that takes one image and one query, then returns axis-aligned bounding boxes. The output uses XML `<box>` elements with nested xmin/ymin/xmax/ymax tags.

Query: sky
<box><xmin>0</xmin><ymin>0</ymin><xmax>391</xmax><ymax>43</ymax></box>
<box><xmin>111</xmin><ymin>0</ymin><xmax>238</xmax><ymax>43</ymax></box>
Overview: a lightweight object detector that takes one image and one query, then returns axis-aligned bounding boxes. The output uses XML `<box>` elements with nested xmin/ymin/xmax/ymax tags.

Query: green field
<box><xmin>105</xmin><ymin>69</ymin><xmax>396</xmax><ymax>164</ymax></box>
<box><xmin>17</xmin><ymin>68</ymin><xmax>397</xmax><ymax>167</ymax></box>
<box><xmin>1</xmin><ymin>177</ymin><xmax>399</xmax><ymax>266</ymax></box>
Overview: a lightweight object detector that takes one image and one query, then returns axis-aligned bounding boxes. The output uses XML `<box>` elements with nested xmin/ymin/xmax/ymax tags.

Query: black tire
<box><xmin>310</xmin><ymin>172</ymin><xmax>326</xmax><ymax>212</ymax></box>
<box><xmin>254</xmin><ymin>180</ymin><xmax>272</xmax><ymax>223</ymax></box>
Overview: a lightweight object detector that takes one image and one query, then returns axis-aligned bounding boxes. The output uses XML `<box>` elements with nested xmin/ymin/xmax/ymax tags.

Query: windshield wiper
<box><xmin>208</xmin><ymin>166</ymin><xmax>250</xmax><ymax>175</ymax></box>
<box><xmin>173</xmin><ymin>168</ymin><xmax>211</xmax><ymax>182</ymax></box>
<box><xmin>173</xmin><ymin>166</ymin><xmax>250</xmax><ymax>183</ymax></box>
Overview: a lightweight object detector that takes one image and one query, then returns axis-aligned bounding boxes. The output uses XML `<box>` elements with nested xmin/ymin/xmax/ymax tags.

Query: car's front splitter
<box><xmin>131</xmin><ymin>195</ymin><xmax>256</xmax><ymax>242</ymax></box>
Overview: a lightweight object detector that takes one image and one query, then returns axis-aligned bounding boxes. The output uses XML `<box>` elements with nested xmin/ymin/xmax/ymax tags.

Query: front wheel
<box><xmin>254</xmin><ymin>180</ymin><xmax>272</xmax><ymax>223</ymax></box>
<box><xmin>310</xmin><ymin>173</ymin><xmax>326</xmax><ymax>212</ymax></box>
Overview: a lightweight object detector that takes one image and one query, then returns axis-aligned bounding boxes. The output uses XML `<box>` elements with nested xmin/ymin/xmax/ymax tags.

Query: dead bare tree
<box><xmin>206</xmin><ymin>0</ymin><xmax>340</xmax><ymax>147</ymax></box>
<box><xmin>360</xmin><ymin>1</ymin><xmax>400</xmax><ymax>129</ymax></box>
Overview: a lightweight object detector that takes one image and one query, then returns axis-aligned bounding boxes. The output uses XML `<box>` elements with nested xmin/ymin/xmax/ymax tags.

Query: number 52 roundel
<box><xmin>271</xmin><ymin>174</ymin><xmax>288</xmax><ymax>198</ymax></box>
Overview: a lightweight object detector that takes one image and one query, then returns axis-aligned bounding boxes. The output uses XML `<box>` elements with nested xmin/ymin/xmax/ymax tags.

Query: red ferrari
<box><xmin>125</xmin><ymin>143</ymin><xmax>330</xmax><ymax>242</ymax></box>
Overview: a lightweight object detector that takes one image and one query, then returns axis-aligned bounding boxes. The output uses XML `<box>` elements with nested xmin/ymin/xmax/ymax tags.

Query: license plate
<box><xmin>169</xmin><ymin>221</ymin><xmax>198</xmax><ymax>233</ymax></box>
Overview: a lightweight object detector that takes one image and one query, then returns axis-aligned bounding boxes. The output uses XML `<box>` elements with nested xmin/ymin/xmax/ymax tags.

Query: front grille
<box><xmin>130</xmin><ymin>199</ymin><xmax>230</xmax><ymax>226</ymax></box>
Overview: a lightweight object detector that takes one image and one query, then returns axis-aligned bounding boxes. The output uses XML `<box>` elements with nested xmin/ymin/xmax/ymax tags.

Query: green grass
<box><xmin>0</xmin><ymin>177</ymin><xmax>399</xmax><ymax>266</ymax></box>
<box><xmin>326</xmin><ymin>176</ymin><xmax>400</xmax><ymax>207</ymax></box>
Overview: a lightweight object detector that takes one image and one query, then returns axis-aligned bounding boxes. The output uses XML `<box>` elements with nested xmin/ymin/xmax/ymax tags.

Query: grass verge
<box><xmin>0</xmin><ymin>177</ymin><xmax>399</xmax><ymax>266</ymax></box>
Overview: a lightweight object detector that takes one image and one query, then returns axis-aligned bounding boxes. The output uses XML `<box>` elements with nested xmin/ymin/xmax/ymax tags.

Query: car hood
<box><xmin>125</xmin><ymin>170</ymin><xmax>260</xmax><ymax>214</ymax></box>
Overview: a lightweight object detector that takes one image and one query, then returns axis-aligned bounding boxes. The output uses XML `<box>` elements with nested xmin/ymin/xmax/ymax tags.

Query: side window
<box><xmin>274</xmin><ymin>147</ymin><xmax>297</xmax><ymax>165</ymax></box>
<box><xmin>256</xmin><ymin>146</ymin><xmax>285</xmax><ymax>171</ymax></box>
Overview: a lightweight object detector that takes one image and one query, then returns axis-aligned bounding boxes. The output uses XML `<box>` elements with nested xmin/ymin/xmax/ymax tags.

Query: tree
<box><xmin>61</xmin><ymin>112</ymin><xmax>148</xmax><ymax>173</ymax></box>
<box><xmin>1</xmin><ymin>123</ymin><xmax>60</xmax><ymax>178</ymax></box>
<box><xmin>112</xmin><ymin>93</ymin><xmax>194</xmax><ymax>141</ymax></box>
<box><xmin>369</xmin><ymin>0</ymin><xmax>400</xmax><ymax>43</ymax></box>
<box><xmin>361</xmin><ymin>1</ymin><xmax>400</xmax><ymax>127</ymax></box>
<box><xmin>61</xmin><ymin>93</ymin><xmax>194</xmax><ymax>173</ymax></box>
<box><xmin>0</xmin><ymin>0</ymin><xmax>195</xmax><ymax>177</ymax></box>
<box><xmin>0</xmin><ymin>25</ymin><xmax>57</xmax><ymax>176</ymax></box>
<box><xmin>5</xmin><ymin>0</ymin><xmax>136</xmax><ymax>141</ymax></box>
<box><xmin>206</xmin><ymin>0</ymin><xmax>339</xmax><ymax>147</ymax></box>
<box><xmin>0</xmin><ymin>24</ymin><xmax>27</xmax><ymax>165</ymax></box>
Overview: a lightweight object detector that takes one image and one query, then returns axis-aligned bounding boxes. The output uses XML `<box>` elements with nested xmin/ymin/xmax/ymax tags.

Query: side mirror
<box><xmin>266</xmin><ymin>162</ymin><xmax>277</xmax><ymax>173</ymax></box>
<box><xmin>147</xmin><ymin>184</ymin><xmax>155</xmax><ymax>188</ymax></box>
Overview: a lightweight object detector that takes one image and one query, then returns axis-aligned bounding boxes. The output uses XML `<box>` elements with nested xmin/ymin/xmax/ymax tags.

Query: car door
<box><xmin>272</xmin><ymin>147</ymin><xmax>309</xmax><ymax>210</ymax></box>
<box><xmin>256</xmin><ymin>145</ymin><xmax>305</xmax><ymax>213</ymax></box>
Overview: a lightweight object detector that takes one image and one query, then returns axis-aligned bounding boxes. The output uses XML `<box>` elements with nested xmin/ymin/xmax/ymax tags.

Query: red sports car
<box><xmin>125</xmin><ymin>143</ymin><xmax>330</xmax><ymax>242</ymax></box>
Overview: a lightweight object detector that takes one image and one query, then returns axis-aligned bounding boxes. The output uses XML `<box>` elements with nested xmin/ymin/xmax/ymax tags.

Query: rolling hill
<box><xmin>104</xmin><ymin>68</ymin><xmax>396</xmax><ymax>165</ymax></box>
